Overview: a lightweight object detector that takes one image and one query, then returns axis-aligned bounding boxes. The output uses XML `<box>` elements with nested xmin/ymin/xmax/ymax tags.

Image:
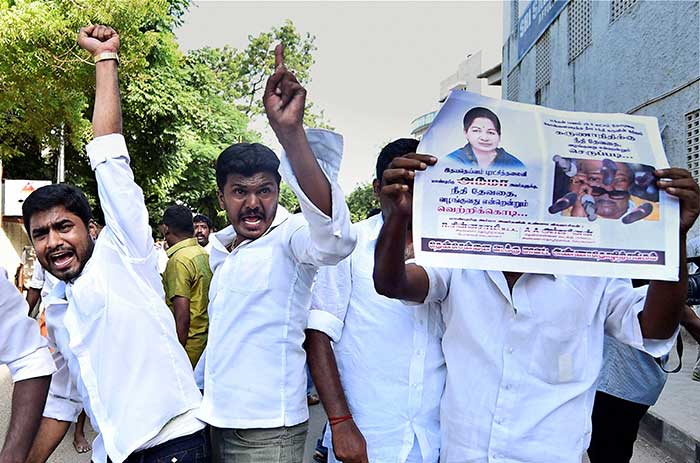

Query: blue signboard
<box><xmin>517</xmin><ymin>0</ymin><xmax>570</xmax><ymax>61</ymax></box>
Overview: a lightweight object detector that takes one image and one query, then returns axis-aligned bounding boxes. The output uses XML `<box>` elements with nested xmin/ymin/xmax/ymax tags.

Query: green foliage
<box><xmin>346</xmin><ymin>182</ymin><xmax>379</xmax><ymax>223</ymax></box>
<box><xmin>0</xmin><ymin>1</ymin><xmax>330</xmax><ymax>229</ymax></box>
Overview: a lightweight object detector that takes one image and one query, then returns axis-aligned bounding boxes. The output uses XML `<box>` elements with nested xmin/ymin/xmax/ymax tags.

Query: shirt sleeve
<box><xmin>282</xmin><ymin>130</ymin><xmax>356</xmax><ymax>267</ymax></box>
<box><xmin>43</xmin><ymin>350</ymin><xmax>82</xmax><ymax>423</ymax></box>
<box><xmin>0</xmin><ymin>278</ymin><xmax>56</xmax><ymax>382</ymax></box>
<box><xmin>308</xmin><ymin>259</ymin><xmax>352</xmax><ymax>342</ymax></box>
<box><xmin>28</xmin><ymin>263</ymin><xmax>45</xmax><ymax>290</ymax></box>
<box><xmin>403</xmin><ymin>264</ymin><xmax>451</xmax><ymax>306</ymax></box>
<box><xmin>87</xmin><ymin>134</ymin><xmax>154</xmax><ymax>260</ymax></box>
<box><xmin>163</xmin><ymin>257</ymin><xmax>193</xmax><ymax>302</ymax></box>
<box><xmin>602</xmin><ymin>279</ymin><xmax>678</xmax><ymax>358</ymax></box>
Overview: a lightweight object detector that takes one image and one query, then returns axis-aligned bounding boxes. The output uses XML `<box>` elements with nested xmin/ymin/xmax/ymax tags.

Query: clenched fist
<box><xmin>78</xmin><ymin>25</ymin><xmax>120</xmax><ymax>57</ymax></box>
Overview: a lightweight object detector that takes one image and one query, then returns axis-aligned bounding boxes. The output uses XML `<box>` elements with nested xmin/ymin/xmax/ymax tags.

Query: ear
<box><xmin>372</xmin><ymin>178</ymin><xmax>381</xmax><ymax>199</ymax></box>
<box><xmin>217</xmin><ymin>189</ymin><xmax>226</xmax><ymax>210</ymax></box>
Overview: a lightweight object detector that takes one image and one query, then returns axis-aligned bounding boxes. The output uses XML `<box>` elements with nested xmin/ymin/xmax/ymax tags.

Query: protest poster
<box><xmin>413</xmin><ymin>90</ymin><xmax>679</xmax><ymax>280</ymax></box>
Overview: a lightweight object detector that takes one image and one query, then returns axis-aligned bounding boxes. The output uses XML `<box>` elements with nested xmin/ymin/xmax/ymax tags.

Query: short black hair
<box><xmin>216</xmin><ymin>143</ymin><xmax>281</xmax><ymax>190</ymax></box>
<box><xmin>22</xmin><ymin>184</ymin><xmax>92</xmax><ymax>236</ymax></box>
<box><xmin>192</xmin><ymin>214</ymin><xmax>212</xmax><ymax>229</ymax></box>
<box><xmin>463</xmin><ymin>107</ymin><xmax>501</xmax><ymax>135</ymax></box>
<box><xmin>162</xmin><ymin>204</ymin><xmax>194</xmax><ymax>235</ymax></box>
<box><xmin>375</xmin><ymin>138</ymin><xmax>420</xmax><ymax>181</ymax></box>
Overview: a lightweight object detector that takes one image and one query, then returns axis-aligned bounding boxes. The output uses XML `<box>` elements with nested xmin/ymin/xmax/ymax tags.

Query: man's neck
<box><xmin>168</xmin><ymin>235</ymin><xmax>191</xmax><ymax>248</ymax></box>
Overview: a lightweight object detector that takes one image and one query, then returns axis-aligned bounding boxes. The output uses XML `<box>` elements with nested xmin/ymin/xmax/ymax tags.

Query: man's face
<box><xmin>579</xmin><ymin>159</ymin><xmax>632</xmax><ymax>219</ymax></box>
<box><xmin>465</xmin><ymin>117</ymin><xmax>500</xmax><ymax>153</ymax></box>
<box><xmin>193</xmin><ymin>221</ymin><xmax>211</xmax><ymax>247</ymax></box>
<box><xmin>217</xmin><ymin>172</ymin><xmax>279</xmax><ymax>242</ymax></box>
<box><xmin>29</xmin><ymin>205</ymin><xmax>94</xmax><ymax>281</ymax></box>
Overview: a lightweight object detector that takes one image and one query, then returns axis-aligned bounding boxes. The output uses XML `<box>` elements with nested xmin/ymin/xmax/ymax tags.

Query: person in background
<box><xmin>193</xmin><ymin>214</ymin><xmax>214</xmax><ymax>253</ymax></box>
<box><xmin>161</xmin><ymin>205</ymin><xmax>212</xmax><ymax>367</ymax></box>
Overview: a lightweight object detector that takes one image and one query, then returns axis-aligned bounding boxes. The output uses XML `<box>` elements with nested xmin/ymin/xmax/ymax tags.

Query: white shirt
<box><xmin>419</xmin><ymin>268</ymin><xmax>676</xmax><ymax>463</ymax></box>
<box><xmin>197</xmin><ymin>129</ymin><xmax>356</xmax><ymax>429</ymax></box>
<box><xmin>0</xmin><ymin>277</ymin><xmax>55</xmax><ymax>382</ymax></box>
<box><xmin>27</xmin><ymin>262</ymin><xmax>58</xmax><ymax>303</ymax></box>
<box><xmin>43</xmin><ymin>134</ymin><xmax>203</xmax><ymax>463</ymax></box>
<box><xmin>308</xmin><ymin>214</ymin><xmax>446</xmax><ymax>463</ymax></box>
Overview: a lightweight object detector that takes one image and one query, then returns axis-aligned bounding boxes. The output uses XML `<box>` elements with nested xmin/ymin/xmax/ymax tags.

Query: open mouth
<box><xmin>49</xmin><ymin>250</ymin><xmax>75</xmax><ymax>270</ymax></box>
<box><xmin>241</xmin><ymin>215</ymin><xmax>264</xmax><ymax>227</ymax></box>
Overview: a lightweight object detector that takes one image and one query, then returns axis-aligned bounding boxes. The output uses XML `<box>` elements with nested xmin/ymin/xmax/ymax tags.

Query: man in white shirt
<box><xmin>21</xmin><ymin>25</ymin><xmax>206</xmax><ymax>463</ymax></box>
<box><xmin>373</xmin><ymin>153</ymin><xmax>699</xmax><ymax>462</ymax></box>
<box><xmin>197</xmin><ymin>46</ymin><xmax>355</xmax><ymax>462</ymax></box>
<box><xmin>306</xmin><ymin>139</ymin><xmax>446</xmax><ymax>463</ymax></box>
<box><xmin>0</xmin><ymin>278</ymin><xmax>56</xmax><ymax>463</ymax></box>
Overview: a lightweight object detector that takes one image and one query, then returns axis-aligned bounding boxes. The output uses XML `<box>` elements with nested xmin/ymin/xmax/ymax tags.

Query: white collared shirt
<box><xmin>308</xmin><ymin>214</ymin><xmax>446</xmax><ymax>463</ymax></box>
<box><xmin>419</xmin><ymin>268</ymin><xmax>676</xmax><ymax>463</ymax></box>
<box><xmin>43</xmin><ymin>134</ymin><xmax>203</xmax><ymax>463</ymax></box>
<box><xmin>0</xmin><ymin>277</ymin><xmax>55</xmax><ymax>382</ymax></box>
<box><xmin>197</xmin><ymin>129</ymin><xmax>356</xmax><ymax>429</ymax></box>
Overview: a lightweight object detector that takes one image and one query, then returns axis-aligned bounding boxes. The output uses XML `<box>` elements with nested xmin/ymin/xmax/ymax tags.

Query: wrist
<box><xmin>274</xmin><ymin>124</ymin><xmax>306</xmax><ymax>146</ymax></box>
<box><xmin>329</xmin><ymin>414</ymin><xmax>353</xmax><ymax>427</ymax></box>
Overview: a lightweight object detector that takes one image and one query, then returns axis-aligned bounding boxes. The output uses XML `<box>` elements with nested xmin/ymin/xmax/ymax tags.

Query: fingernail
<box><xmin>419</xmin><ymin>163</ymin><xmax>427</xmax><ymax>169</ymax></box>
<box><xmin>408</xmin><ymin>171</ymin><xmax>415</xmax><ymax>178</ymax></box>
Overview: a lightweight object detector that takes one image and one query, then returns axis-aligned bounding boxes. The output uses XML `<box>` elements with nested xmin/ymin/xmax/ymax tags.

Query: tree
<box><xmin>0</xmin><ymin>1</ymin><xmax>329</xmax><ymax>230</ymax></box>
<box><xmin>346</xmin><ymin>182</ymin><xmax>379</xmax><ymax>223</ymax></box>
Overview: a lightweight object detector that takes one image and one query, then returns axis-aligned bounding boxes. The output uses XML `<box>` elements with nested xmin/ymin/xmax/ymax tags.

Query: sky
<box><xmin>176</xmin><ymin>1</ymin><xmax>504</xmax><ymax>192</ymax></box>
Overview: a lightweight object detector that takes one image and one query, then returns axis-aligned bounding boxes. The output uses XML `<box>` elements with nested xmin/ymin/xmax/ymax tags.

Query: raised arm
<box><xmin>263</xmin><ymin>45</ymin><xmax>331</xmax><ymax>216</ymax></box>
<box><xmin>373</xmin><ymin>154</ymin><xmax>435</xmax><ymax>303</ymax></box>
<box><xmin>77</xmin><ymin>25</ymin><xmax>153</xmax><ymax>259</ymax></box>
<box><xmin>639</xmin><ymin>168</ymin><xmax>699</xmax><ymax>339</ymax></box>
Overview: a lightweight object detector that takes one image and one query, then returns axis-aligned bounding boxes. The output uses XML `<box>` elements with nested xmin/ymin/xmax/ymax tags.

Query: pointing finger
<box><xmin>274</xmin><ymin>43</ymin><xmax>285</xmax><ymax>70</ymax></box>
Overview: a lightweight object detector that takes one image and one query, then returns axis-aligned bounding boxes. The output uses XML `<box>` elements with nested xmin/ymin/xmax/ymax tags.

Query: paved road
<box><xmin>0</xmin><ymin>367</ymin><xmax>681</xmax><ymax>462</ymax></box>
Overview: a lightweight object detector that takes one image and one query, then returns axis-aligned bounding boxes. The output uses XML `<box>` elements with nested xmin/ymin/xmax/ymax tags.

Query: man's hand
<box><xmin>78</xmin><ymin>25</ymin><xmax>120</xmax><ymax>57</ymax></box>
<box><xmin>331</xmin><ymin>419</ymin><xmax>368</xmax><ymax>463</ymax></box>
<box><xmin>656</xmin><ymin>168</ymin><xmax>700</xmax><ymax>234</ymax></box>
<box><xmin>263</xmin><ymin>44</ymin><xmax>306</xmax><ymax>138</ymax></box>
<box><xmin>380</xmin><ymin>154</ymin><xmax>437</xmax><ymax>219</ymax></box>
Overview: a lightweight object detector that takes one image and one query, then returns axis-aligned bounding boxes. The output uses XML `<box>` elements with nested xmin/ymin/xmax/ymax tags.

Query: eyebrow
<box><xmin>31</xmin><ymin>218</ymin><xmax>74</xmax><ymax>238</ymax></box>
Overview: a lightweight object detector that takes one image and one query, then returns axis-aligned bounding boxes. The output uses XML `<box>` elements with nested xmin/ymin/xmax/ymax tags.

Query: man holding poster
<box><xmin>372</xmin><ymin>93</ymin><xmax>699</xmax><ymax>462</ymax></box>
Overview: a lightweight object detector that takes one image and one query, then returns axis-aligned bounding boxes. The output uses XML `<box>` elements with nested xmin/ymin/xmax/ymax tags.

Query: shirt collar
<box><xmin>166</xmin><ymin>237</ymin><xmax>198</xmax><ymax>257</ymax></box>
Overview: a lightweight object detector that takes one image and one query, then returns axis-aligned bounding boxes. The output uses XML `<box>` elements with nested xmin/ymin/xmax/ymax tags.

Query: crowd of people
<box><xmin>1</xmin><ymin>24</ymin><xmax>700</xmax><ymax>463</ymax></box>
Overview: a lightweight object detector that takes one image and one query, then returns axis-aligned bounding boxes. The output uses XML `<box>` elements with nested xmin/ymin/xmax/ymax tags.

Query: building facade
<box><xmin>501</xmin><ymin>0</ymin><xmax>699</xmax><ymax>185</ymax></box>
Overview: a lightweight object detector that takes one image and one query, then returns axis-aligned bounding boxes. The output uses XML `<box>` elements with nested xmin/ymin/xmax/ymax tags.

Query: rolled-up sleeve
<box><xmin>282</xmin><ymin>130</ymin><xmax>356</xmax><ymax>266</ymax></box>
<box><xmin>402</xmin><ymin>264</ymin><xmax>452</xmax><ymax>306</ymax></box>
<box><xmin>43</xmin><ymin>351</ymin><xmax>82</xmax><ymax>422</ymax></box>
<box><xmin>308</xmin><ymin>260</ymin><xmax>352</xmax><ymax>342</ymax></box>
<box><xmin>0</xmin><ymin>278</ymin><xmax>56</xmax><ymax>382</ymax></box>
<box><xmin>87</xmin><ymin>134</ymin><xmax>154</xmax><ymax>259</ymax></box>
<box><xmin>603</xmin><ymin>280</ymin><xmax>678</xmax><ymax>358</ymax></box>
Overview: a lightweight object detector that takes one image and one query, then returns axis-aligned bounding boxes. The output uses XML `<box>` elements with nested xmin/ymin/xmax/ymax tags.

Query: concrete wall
<box><xmin>502</xmin><ymin>0</ymin><xmax>700</xmax><ymax>235</ymax></box>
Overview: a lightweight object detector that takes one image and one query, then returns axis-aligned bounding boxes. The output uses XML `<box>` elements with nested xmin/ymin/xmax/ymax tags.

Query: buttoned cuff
<box><xmin>87</xmin><ymin>133</ymin><xmax>130</xmax><ymax>170</ymax></box>
<box><xmin>43</xmin><ymin>393</ymin><xmax>82</xmax><ymax>423</ymax></box>
<box><xmin>280</xmin><ymin>130</ymin><xmax>350</xmax><ymax>239</ymax></box>
<box><xmin>627</xmin><ymin>300</ymin><xmax>680</xmax><ymax>358</ymax></box>
<box><xmin>307</xmin><ymin>309</ymin><xmax>344</xmax><ymax>343</ymax></box>
<box><xmin>7</xmin><ymin>347</ymin><xmax>56</xmax><ymax>383</ymax></box>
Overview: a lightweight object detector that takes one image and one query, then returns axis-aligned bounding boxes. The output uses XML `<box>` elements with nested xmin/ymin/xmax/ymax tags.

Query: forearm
<box><xmin>305</xmin><ymin>330</ymin><xmax>351</xmax><ymax>418</ymax></box>
<box><xmin>93</xmin><ymin>60</ymin><xmax>122</xmax><ymax>137</ymax></box>
<box><xmin>23</xmin><ymin>418</ymin><xmax>71</xmax><ymax>463</ymax></box>
<box><xmin>0</xmin><ymin>376</ymin><xmax>51</xmax><ymax>463</ymax></box>
<box><xmin>681</xmin><ymin>305</ymin><xmax>700</xmax><ymax>344</ymax></box>
<box><xmin>640</xmin><ymin>233</ymin><xmax>688</xmax><ymax>339</ymax></box>
<box><xmin>172</xmin><ymin>297</ymin><xmax>191</xmax><ymax>348</ymax></box>
<box><xmin>25</xmin><ymin>289</ymin><xmax>41</xmax><ymax>317</ymax></box>
<box><xmin>277</xmin><ymin>128</ymin><xmax>332</xmax><ymax>216</ymax></box>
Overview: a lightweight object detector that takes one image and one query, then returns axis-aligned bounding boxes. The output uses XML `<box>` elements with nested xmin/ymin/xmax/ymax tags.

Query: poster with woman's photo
<box><xmin>413</xmin><ymin>90</ymin><xmax>679</xmax><ymax>280</ymax></box>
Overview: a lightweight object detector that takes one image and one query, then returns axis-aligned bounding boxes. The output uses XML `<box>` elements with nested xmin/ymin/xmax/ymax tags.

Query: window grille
<box><xmin>568</xmin><ymin>0</ymin><xmax>591</xmax><ymax>62</ymax></box>
<box><xmin>610</xmin><ymin>0</ymin><xmax>638</xmax><ymax>23</ymax></box>
<box><xmin>535</xmin><ymin>29</ymin><xmax>551</xmax><ymax>91</ymax></box>
<box><xmin>507</xmin><ymin>66</ymin><xmax>520</xmax><ymax>101</ymax></box>
<box><xmin>512</xmin><ymin>0</ymin><xmax>519</xmax><ymax>36</ymax></box>
<box><xmin>688</xmin><ymin>110</ymin><xmax>700</xmax><ymax>183</ymax></box>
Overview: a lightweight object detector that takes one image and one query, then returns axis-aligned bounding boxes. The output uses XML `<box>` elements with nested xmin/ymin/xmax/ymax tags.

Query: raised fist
<box><xmin>78</xmin><ymin>25</ymin><xmax>120</xmax><ymax>57</ymax></box>
<box><xmin>263</xmin><ymin>44</ymin><xmax>306</xmax><ymax>137</ymax></box>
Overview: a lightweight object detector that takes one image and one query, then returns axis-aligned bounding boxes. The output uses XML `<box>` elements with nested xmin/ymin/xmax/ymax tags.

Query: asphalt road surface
<box><xmin>0</xmin><ymin>367</ymin><xmax>680</xmax><ymax>462</ymax></box>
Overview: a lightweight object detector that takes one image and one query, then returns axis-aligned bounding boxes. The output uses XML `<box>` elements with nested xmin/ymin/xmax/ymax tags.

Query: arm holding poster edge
<box><xmin>638</xmin><ymin>168</ymin><xmax>700</xmax><ymax>339</ymax></box>
<box><xmin>373</xmin><ymin>154</ymin><xmax>436</xmax><ymax>303</ymax></box>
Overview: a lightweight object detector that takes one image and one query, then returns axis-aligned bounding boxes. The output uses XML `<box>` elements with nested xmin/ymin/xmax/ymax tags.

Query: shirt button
<box><xmin>416</xmin><ymin>350</ymin><xmax>423</xmax><ymax>356</ymax></box>
<box><xmin>495</xmin><ymin>418</ymin><xmax>503</xmax><ymax>425</ymax></box>
<box><xmin>507</xmin><ymin>347</ymin><xmax>514</xmax><ymax>354</ymax></box>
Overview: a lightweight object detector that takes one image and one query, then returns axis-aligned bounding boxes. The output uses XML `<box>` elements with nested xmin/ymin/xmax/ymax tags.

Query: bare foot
<box><xmin>73</xmin><ymin>433</ymin><xmax>91</xmax><ymax>454</ymax></box>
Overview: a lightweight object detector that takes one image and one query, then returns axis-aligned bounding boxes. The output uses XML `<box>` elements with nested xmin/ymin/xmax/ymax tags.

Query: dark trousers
<box><xmin>587</xmin><ymin>391</ymin><xmax>650</xmax><ymax>463</ymax></box>
<box><xmin>110</xmin><ymin>429</ymin><xmax>210</xmax><ymax>463</ymax></box>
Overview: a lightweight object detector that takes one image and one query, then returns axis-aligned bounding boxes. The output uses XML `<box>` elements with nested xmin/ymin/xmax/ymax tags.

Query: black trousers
<box><xmin>587</xmin><ymin>391</ymin><xmax>650</xmax><ymax>463</ymax></box>
<box><xmin>108</xmin><ymin>429</ymin><xmax>210</xmax><ymax>463</ymax></box>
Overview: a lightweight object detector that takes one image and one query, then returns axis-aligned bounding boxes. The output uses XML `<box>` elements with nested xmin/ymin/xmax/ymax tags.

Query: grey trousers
<box><xmin>210</xmin><ymin>421</ymin><xmax>308</xmax><ymax>463</ymax></box>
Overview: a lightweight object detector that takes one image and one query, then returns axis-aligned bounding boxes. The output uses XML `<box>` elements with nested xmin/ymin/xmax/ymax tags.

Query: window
<box><xmin>610</xmin><ymin>0</ymin><xmax>638</xmax><ymax>23</ymax></box>
<box><xmin>507</xmin><ymin>66</ymin><xmax>520</xmax><ymax>101</ymax></box>
<box><xmin>688</xmin><ymin>110</ymin><xmax>700</xmax><ymax>183</ymax></box>
<box><xmin>568</xmin><ymin>0</ymin><xmax>592</xmax><ymax>62</ymax></box>
<box><xmin>535</xmin><ymin>29</ymin><xmax>552</xmax><ymax>91</ymax></box>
